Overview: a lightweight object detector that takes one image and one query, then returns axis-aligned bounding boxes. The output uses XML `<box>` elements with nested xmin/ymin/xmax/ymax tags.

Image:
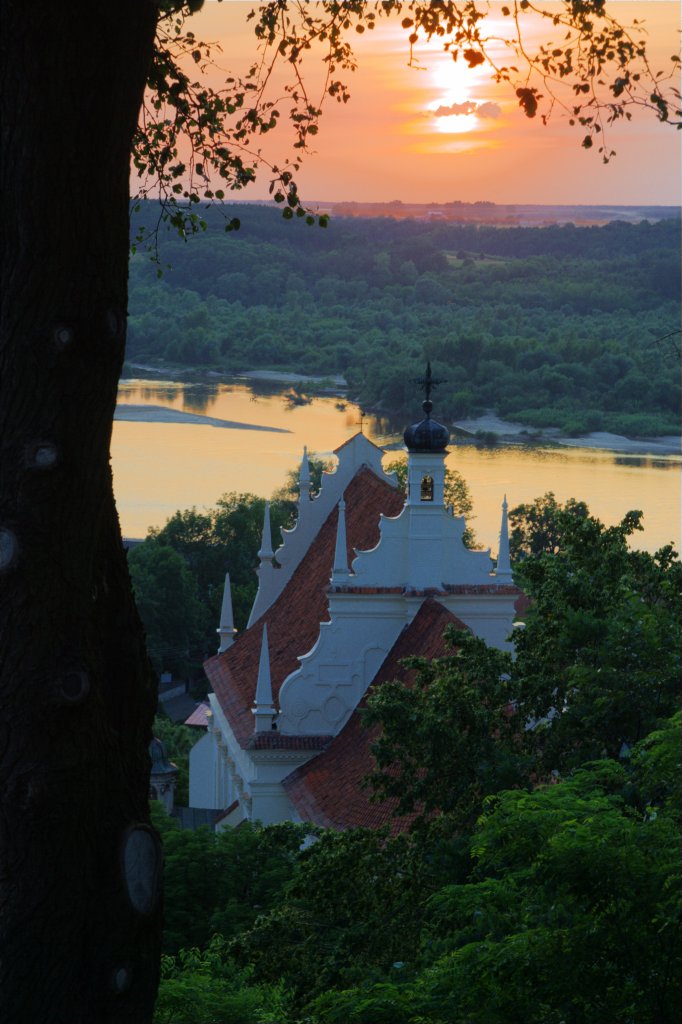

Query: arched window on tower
<box><xmin>421</xmin><ymin>474</ymin><xmax>434</xmax><ymax>501</ymax></box>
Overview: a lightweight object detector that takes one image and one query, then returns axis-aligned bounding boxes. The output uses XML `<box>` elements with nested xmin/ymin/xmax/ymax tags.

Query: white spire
<box><xmin>495</xmin><ymin>495</ymin><xmax>513</xmax><ymax>580</ymax></box>
<box><xmin>252</xmin><ymin>624</ymin><xmax>276</xmax><ymax>732</ymax></box>
<box><xmin>258</xmin><ymin>501</ymin><xmax>274</xmax><ymax>562</ymax></box>
<box><xmin>331</xmin><ymin>499</ymin><xmax>350</xmax><ymax>580</ymax></box>
<box><xmin>216</xmin><ymin>572</ymin><xmax>237</xmax><ymax>653</ymax></box>
<box><xmin>299</xmin><ymin>446</ymin><xmax>311</xmax><ymax>502</ymax></box>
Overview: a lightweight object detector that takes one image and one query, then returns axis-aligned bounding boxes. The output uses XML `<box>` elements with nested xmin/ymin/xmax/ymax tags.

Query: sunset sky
<box><xmin>183</xmin><ymin>0</ymin><xmax>681</xmax><ymax>206</ymax></box>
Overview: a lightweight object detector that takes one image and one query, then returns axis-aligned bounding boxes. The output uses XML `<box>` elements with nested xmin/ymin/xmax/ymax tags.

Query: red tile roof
<box><xmin>215</xmin><ymin>799</ymin><xmax>240</xmax><ymax>824</ymax></box>
<box><xmin>282</xmin><ymin>599</ymin><xmax>468</xmax><ymax>833</ymax></box>
<box><xmin>204</xmin><ymin>467</ymin><xmax>404</xmax><ymax>748</ymax></box>
<box><xmin>332</xmin><ymin>583</ymin><xmax>521</xmax><ymax>596</ymax></box>
<box><xmin>184</xmin><ymin>702</ymin><xmax>210</xmax><ymax>728</ymax></box>
<box><xmin>441</xmin><ymin>583</ymin><xmax>521</xmax><ymax>595</ymax></box>
<box><xmin>246</xmin><ymin>733</ymin><xmax>332</xmax><ymax>751</ymax></box>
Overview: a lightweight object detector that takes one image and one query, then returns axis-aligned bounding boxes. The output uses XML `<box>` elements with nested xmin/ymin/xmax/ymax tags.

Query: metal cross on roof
<box><xmin>412</xmin><ymin>361</ymin><xmax>446</xmax><ymax>406</ymax></box>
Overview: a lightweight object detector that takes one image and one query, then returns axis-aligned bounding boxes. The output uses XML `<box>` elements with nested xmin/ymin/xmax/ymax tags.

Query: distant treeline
<box><xmin>127</xmin><ymin>204</ymin><xmax>680</xmax><ymax>437</ymax></box>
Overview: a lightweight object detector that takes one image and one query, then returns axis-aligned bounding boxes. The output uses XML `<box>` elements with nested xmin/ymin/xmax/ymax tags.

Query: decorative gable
<box><xmin>247</xmin><ymin>433</ymin><xmax>397</xmax><ymax>627</ymax></box>
<box><xmin>195</xmin><ymin>414</ymin><xmax>522</xmax><ymax>831</ymax></box>
<box><xmin>204</xmin><ymin>466</ymin><xmax>405</xmax><ymax>748</ymax></box>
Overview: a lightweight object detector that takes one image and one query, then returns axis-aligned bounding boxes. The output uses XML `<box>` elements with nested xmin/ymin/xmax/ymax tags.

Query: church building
<box><xmin>188</xmin><ymin>380</ymin><xmax>521</xmax><ymax>830</ymax></box>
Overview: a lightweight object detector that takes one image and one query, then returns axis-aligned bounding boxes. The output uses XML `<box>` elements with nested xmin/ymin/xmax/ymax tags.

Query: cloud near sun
<box><xmin>431</xmin><ymin>101</ymin><xmax>501</xmax><ymax>119</ymax></box>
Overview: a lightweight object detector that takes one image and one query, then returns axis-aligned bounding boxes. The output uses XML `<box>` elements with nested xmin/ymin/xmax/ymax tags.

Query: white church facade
<box><xmin>188</xmin><ymin>384</ymin><xmax>521</xmax><ymax>830</ymax></box>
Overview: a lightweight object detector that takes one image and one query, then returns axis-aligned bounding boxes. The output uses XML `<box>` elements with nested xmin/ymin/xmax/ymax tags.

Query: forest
<box><xmin>127</xmin><ymin>204</ymin><xmax>680</xmax><ymax>438</ymax></box>
<box><xmin>149</xmin><ymin>495</ymin><xmax>680</xmax><ymax>1024</ymax></box>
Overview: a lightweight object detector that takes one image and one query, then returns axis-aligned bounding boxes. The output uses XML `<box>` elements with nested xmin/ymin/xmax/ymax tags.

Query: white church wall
<box><xmin>406</xmin><ymin>449</ymin><xmax>448</xmax><ymax>506</ymax></box>
<box><xmin>350</xmin><ymin>445</ymin><xmax>495</xmax><ymax>592</ymax></box>
<box><xmin>191</xmin><ymin>693</ymin><xmax>324</xmax><ymax>821</ymax></box>
<box><xmin>248</xmin><ymin>755</ymin><xmax>312</xmax><ymax>825</ymax></box>
<box><xmin>278</xmin><ymin>594</ymin><xmax>407</xmax><ymax>734</ymax></box>
<box><xmin>441</xmin><ymin>594</ymin><xmax>518</xmax><ymax>651</ymax></box>
<box><xmin>351</xmin><ymin>506</ymin><xmax>493</xmax><ymax>590</ymax></box>
<box><xmin>189</xmin><ymin>732</ymin><xmax>219</xmax><ymax>809</ymax></box>
<box><xmin>208</xmin><ymin>694</ymin><xmax>253</xmax><ymax>805</ymax></box>
<box><xmin>276</xmin><ymin>441</ymin><xmax>516</xmax><ymax>737</ymax></box>
<box><xmin>197</xmin><ymin>411</ymin><xmax>520</xmax><ymax>829</ymax></box>
<box><xmin>249</xmin><ymin>784</ymin><xmax>301</xmax><ymax>826</ymax></box>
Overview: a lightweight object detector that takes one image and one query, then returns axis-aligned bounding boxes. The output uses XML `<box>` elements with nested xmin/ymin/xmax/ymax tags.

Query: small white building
<box><xmin>189</xmin><ymin>385</ymin><xmax>521</xmax><ymax>830</ymax></box>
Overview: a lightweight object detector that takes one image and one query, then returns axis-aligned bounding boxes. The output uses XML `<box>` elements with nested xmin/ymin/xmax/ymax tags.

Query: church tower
<box><xmin>195</xmin><ymin>368</ymin><xmax>522</xmax><ymax>827</ymax></box>
<box><xmin>403</xmin><ymin>361</ymin><xmax>449</xmax><ymax>508</ymax></box>
<box><xmin>277</xmin><ymin>365</ymin><xmax>519</xmax><ymax>735</ymax></box>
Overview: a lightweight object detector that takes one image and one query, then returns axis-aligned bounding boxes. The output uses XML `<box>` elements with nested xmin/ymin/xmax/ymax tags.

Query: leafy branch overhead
<box><xmin>134</xmin><ymin>1</ymin><xmax>680</xmax><ymax>246</ymax></box>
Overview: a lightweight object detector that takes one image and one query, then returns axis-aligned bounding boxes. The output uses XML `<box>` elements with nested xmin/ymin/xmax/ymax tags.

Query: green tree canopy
<box><xmin>152</xmin><ymin>804</ymin><xmax>310</xmax><ymax>956</ymax></box>
<box><xmin>310</xmin><ymin>720</ymin><xmax>680</xmax><ymax>1024</ymax></box>
<box><xmin>363</xmin><ymin>499</ymin><xmax>680</xmax><ymax>821</ymax></box>
<box><xmin>363</xmin><ymin>632</ymin><xmax>525</xmax><ymax>830</ymax></box>
<box><xmin>232</xmin><ymin>827</ymin><xmax>433</xmax><ymax>1008</ymax></box>
<box><xmin>154</xmin><ymin>936</ymin><xmax>291</xmax><ymax>1024</ymax></box>
<box><xmin>129</xmin><ymin>542</ymin><xmax>206</xmax><ymax>676</ymax></box>
<box><xmin>146</xmin><ymin>497</ymin><xmax>680</xmax><ymax>1023</ymax></box>
<box><xmin>133</xmin><ymin>491</ymin><xmax>293</xmax><ymax>677</ymax></box>
<box><xmin>513</xmin><ymin>505</ymin><xmax>681</xmax><ymax>772</ymax></box>
<box><xmin>127</xmin><ymin>212</ymin><xmax>680</xmax><ymax>437</ymax></box>
<box><xmin>4</xmin><ymin>2</ymin><xmax>679</xmax><ymax>1019</ymax></box>
<box><xmin>508</xmin><ymin>491</ymin><xmax>589</xmax><ymax>559</ymax></box>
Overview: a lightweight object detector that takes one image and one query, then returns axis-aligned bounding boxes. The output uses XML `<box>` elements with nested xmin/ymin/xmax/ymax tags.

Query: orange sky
<box><xmin>178</xmin><ymin>1</ymin><xmax>680</xmax><ymax>205</ymax></box>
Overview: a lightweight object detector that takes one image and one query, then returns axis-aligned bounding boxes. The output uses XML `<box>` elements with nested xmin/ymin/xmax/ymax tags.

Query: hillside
<box><xmin>127</xmin><ymin>204</ymin><xmax>680</xmax><ymax>437</ymax></box>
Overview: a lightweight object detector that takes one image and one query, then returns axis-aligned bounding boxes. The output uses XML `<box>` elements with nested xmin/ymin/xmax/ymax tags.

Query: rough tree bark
<box><xmin>0</xmin><ymin>5</ymin><xmax>161</xmax><ymax>1021</ymax></box>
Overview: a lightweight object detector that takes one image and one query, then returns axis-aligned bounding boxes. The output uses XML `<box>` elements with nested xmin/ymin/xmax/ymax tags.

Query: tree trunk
<box><xmin>0</xmin><ymin>5</ymin><xmax>161</xmax><ymax>1021</ymax></box>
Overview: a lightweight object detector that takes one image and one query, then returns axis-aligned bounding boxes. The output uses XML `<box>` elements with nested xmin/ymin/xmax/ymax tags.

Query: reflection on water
<box><xmin>615</xmin><ymin>455</ymin><xmax>644</xmax><ymax>468</ymax></box>
<box><xmin>181</xmin><ymin>382</ymin><xmax>220</xmax><ymax>414</ymax></box>
<box><xmin>113</xmin><ymin>380</ymin><xmax>680</xmax><ymax>554</ymax></box>
<box><xmin>158</xmin><ymin>384</ymin><xmax>181</xmax><ymax>405</ymax></box>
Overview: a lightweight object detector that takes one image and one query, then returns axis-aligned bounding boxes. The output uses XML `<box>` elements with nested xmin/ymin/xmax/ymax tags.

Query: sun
<box><xmin>432</xmin><ymin>112</ymin><xmax>479</xmax><ymax>135</ymax></box>
<box><xmin>421</xmin><ymin>48</ymin><xmax>490</xmax><ymax>134</ymax></box>
<box><xmin>428</xmin><ymin>52</ymin><xmax>479</xmax><ymax>105</ymax></box>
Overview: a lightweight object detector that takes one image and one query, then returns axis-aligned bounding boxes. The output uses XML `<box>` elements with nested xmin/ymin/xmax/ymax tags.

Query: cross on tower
<box><xmin>412</xmin><ymin>361</ymin><xmax>446</xmax><ymax>415</ymax></box>
<box><xmin>356</xmin><ymin>409</ymin><xmax>366</xmax><ymax>434</ymax></box>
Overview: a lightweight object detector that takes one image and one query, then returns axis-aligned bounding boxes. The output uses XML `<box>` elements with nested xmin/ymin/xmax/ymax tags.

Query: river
<box><xmin>113</xmin><ymin>379</ymin><xmax>680</xmax><ymax>555</ymax></box>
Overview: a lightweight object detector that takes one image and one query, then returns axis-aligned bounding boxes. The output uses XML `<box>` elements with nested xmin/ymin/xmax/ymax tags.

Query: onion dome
<box><xmin>403</xmin><ymin>362</ymin><xmax>449</xmax><ymax>451</ymax></box>
<box><xmin>403</xmin><ymin>402</ymin><xmax>449</xmax><ymax>452</ymax></box>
